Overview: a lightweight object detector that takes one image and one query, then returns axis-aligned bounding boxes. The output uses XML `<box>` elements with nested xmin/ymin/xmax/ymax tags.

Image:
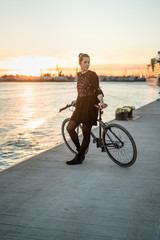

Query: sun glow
<box><xmin>0</xmin><ymin>54</ymin><xmax>147</xmax><ymax>77</ymax></box>
<box><xmin>0</xmin><ymin>56</ymin><xmax>58</xmax><ymax>76</ymax></box>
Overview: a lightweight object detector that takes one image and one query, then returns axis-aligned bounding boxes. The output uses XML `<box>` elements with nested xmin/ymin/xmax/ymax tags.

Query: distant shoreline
<box><xmin>0</xmin><ymin>76</ymin><xmax>75</xmax><ymax>82</ymax></box>
<box><xmin>0</xmin><ymin>79</ymin><xmax>75</xmax><ymax>82</ymax></box>
<box><xmin>0</xmin><ymin>75</ymin><xmax>146</xmax><ymax>83</ymax></box>
<box><xmin>0</xmin><ymin>79</ymin><xmax>146</xmax><ymax>83</ymax></box>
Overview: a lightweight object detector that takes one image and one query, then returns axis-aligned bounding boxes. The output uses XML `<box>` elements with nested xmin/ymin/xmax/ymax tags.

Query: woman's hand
<box><xmin>99</xmin><ymin>102</ymin><xmax>108</xmax><ymax>109</ymax></box>
<box><xmin>71</xmin><ymin>100</ymin><xmax>77</xmax><ymax>107</ymax></box>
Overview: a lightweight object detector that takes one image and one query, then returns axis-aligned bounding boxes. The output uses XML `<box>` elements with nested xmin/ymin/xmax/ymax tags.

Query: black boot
<box><xmin>66</xmin><ymin>155</ymin><xmax>82</xmax><ymax>165</ymax></box>
<box><xmin>80</xmin><ymin>154</ymin><xmax>85</xmax><ymax>162</ymax></box>
<box><xmin>76</xmin><ymin>147</ymin><xmax>86</xmax><ymax>163</ymax></box>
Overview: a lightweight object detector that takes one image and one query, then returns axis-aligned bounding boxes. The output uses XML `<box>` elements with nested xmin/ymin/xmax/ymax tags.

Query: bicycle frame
<box><xmin>60</xmin><ymin>103</ymin><xmax>123</xmax><ymax>151</ymax></box>
<box><xmin>90</xmin><ymin>108</ymin><xmax>108</xmax><ymax>150</ymax></box>
<box><xmin>90</xmin><ymin>108</ymin><xmax>123</xmax><ymax>150</ymax></box>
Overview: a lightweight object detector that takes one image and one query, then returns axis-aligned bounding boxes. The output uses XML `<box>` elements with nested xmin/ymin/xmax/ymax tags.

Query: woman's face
<box><xmin>80</xmin><ymin>57</ymin><xmax>90</xmax><ymax>72</ymax></box>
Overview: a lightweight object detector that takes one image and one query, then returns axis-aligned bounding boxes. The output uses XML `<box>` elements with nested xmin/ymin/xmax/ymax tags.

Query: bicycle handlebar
<box><xmin>94</xmin><ymin>104</ymin><xmax>100</xmax><ymax>109</ymax></box>
<box><xmin>59</xmin><ymin>103</ymin><xmax>108</xmax><ymax>113</ymax></box>
<box><xmin>59</xmin><ymin>104</ymin><xmax>72</xmax><ymax>112</ymax></box>
<box><xmin>94</xmin><ymin>104</ymin><xmax>108</xmax><ymax>109</ymax></box>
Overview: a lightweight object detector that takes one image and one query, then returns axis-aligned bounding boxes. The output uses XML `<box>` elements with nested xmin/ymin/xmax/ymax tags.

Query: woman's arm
<box><xmin>97</xmin><ymin>94</ymin><xmax>107</xmax><ymax>109</ymax></box>
<box><xmin>91</xmin><ymin>71</ymin><xmax>107</xmax><ymax>109</ymax></box>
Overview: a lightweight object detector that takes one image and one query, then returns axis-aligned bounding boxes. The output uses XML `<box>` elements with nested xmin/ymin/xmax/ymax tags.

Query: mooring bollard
<box><xmin>115</xmin><ymin>108</ymin><xmax>128</xmax><ymax>120</ymax></box>
<box><xmin>123</xmin><ymin>106</ymin><xmax>135</xmax><ymax>118</ymax></box>
<box><xmin>115</xmin><ymin>106</ymin><xmax>135</xmax><ymax>120</ymax></box>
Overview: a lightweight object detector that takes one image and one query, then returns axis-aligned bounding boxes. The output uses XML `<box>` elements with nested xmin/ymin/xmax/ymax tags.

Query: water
<box><xmin>0</xmin><ymin>82</ymin><xmax>159</xmax><ymax>171</ymax></box>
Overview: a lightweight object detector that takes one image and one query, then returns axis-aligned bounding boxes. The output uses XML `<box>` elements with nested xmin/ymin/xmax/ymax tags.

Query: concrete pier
<box><xmin>0</xmin><ymin>100</ymin><xmax>160</xmax><ymax>240</ymax></box>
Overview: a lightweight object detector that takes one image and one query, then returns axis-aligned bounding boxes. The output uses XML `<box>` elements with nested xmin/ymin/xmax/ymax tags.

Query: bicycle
<box><xmin>59</xmin><ymin>103</ymin><xmax>137</xmax><ymax>167</ymax></box>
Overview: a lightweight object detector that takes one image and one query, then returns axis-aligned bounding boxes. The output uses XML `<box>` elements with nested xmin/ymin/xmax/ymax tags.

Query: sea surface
<box><xmin>0</xmin><ymin>81</ymin><xmax>159</xmax><ymax>171</ymax></box>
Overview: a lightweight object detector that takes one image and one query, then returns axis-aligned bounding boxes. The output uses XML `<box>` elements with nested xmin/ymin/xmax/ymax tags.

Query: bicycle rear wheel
<box><xmin>103</xmin><ymin>123</ymin><xmax>137</xmax><ymax>167</ymax></box>
<box><xmin>62</xmin><ymin>118</ymin><xmax>88</xmax><ymax>154</ymax></box>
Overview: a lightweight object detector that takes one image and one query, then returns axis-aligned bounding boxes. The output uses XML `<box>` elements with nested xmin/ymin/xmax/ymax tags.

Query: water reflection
<box><xmin>148</xmin><ymin>86</ymin><xmax>159</xmax><ymax>102</ymax></box>
<box><xmin>22</xmin><ymin>106</ymin><xmax>34</xmax><ymax>119</ymax></box>
<box><xmin>25</xmin><ymin>118</ymin><xmax>46</xmax><ymax>131</ymax></box>
<box><xmin>22</xmin><ymin>85</ymin><xmax>34</xmax><ymax>99</ymax></box>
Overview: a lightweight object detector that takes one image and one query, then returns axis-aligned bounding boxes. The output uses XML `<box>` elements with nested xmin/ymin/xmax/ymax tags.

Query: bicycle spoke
<box><xmin>103</xmin><ymin>123</ymin><xmax>137</xmax><ymax>167</ymax></box>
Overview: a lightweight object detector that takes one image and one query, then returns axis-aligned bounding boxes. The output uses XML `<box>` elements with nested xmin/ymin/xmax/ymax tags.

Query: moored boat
<box><xmin>146</xmin><ymin>51</ymin><xmax>160</xmax><ymax>86</ymax></box>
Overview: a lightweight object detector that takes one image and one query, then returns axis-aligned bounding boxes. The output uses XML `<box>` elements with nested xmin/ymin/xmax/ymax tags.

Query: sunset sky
<box><xmin>0</xmin><ymin>0</ymin><xmax>159</xmax><ymax>76</ymax></box>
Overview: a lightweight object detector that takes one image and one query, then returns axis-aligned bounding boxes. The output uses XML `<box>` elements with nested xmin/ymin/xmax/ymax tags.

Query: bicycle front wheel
<box><xmin>62</xmin><ymin>118</ymin><xmax>88</xmax><ymax>154</ymax></box>
<box><xmin>103</xmin><ymin>123</ymin><xmax>137</xmax><ymax>167</ymax></box>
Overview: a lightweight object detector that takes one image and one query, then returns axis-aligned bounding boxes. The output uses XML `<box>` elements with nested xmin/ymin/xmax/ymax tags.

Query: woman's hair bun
<box><xmin>78</xmin><ymin>53</ymin><xmax>84</xmax><ymax>58</ymax></box>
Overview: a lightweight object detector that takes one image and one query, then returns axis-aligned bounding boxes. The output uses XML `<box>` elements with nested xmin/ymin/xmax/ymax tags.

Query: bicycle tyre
<box><xmin>61</xmin><ymin>118</ymin><xmax>88</xmax><ymax>154</ymax></box>
<box><xmin>103</xmin><ymin>123</ymin><xmax>137</xmax><ymax>167</ymax></box>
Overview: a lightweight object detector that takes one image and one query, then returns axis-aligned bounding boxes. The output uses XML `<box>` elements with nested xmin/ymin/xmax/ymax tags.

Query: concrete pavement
<box><xmin>0</xmin><ymin>100</ymin><xmax>160</xmax><ymax>240</ymax></box>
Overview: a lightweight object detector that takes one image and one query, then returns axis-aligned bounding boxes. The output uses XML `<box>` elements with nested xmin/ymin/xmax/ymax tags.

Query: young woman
<box><xmin>66</xmin><ymin>53</ymin><xmax>107</xmax><ymax>165</ymax></box>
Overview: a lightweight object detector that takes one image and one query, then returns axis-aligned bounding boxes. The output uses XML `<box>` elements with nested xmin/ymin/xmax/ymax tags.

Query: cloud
<box><xmin>0</xmin><ymin>68</ymin><xmax>16</xmax><ymax>72</ymax></box>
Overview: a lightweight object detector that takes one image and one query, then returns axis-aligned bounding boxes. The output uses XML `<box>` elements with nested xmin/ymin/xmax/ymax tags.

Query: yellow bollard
<box><xmin>123</xmin><ymin>106</ymin><xmax>135</xmax><ymax>118</ymax></box>
<box><xmin>115</xmin><ymin>108</ymin><xmax>128</xmax><ymax>120</ymax></box>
